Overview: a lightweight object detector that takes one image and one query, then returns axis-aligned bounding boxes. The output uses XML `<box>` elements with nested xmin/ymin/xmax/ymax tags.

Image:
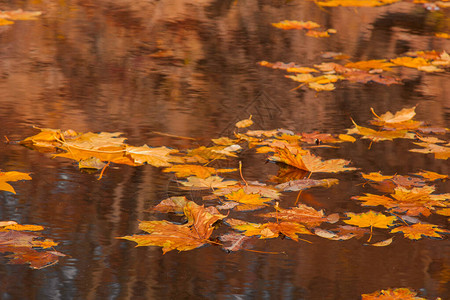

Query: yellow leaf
<box><xmin>0</xmin><ymin>171</ymin><xmax>32</xmax><ymax>194</ymax></box>
<box><xmin>126</xmin><ymin>145</ymin><xmax>181</xmax><ymax>167</ymax></box>
<box><xmin>390</xmin><ymin>223</ymin><xmax>449</xmax><ymax>240</ymax></box>
<box><xmin>308</xmin><ymin>82</ymin><xmax>335</xmax><ymax>91</ymax></box>
<box><xmin>235</xmin><ymin>116</ymin><xmax>254</xmax><ymax>128</ymax></box>
<box><xmin>345</xmin><ymin>59</ymin><xmax>395</xmax><ymax>71</ymax></box>
<box><xmin>344</xmin><ymin>211</ymin><xmax>397</xmax><ymax>229</ymax></box>
<box><xmin>2</xmin><ymin>224</ymin><xmax>44</xmax><ymax>231</ymax></box>
<box><xmin>0</xmin><ymin>9</ymin><xmax>42</xmax><ymax>20</ymax></box>
<box><xmin>179</xmin><ymin>176</ymin><xmax>238</xmax><ymax>190</ymax></box>
<box><xmin>362</xmin><ymin>288</ymin><xmax>425</xmax><ymax>299</ymax></box>
<box><xmin>361</xmin><ymin>172</ymin><xmax>394</xmax><ymax>182</ymax></box>
<box><xmin>391</xmin><ymin>56</ymin><xmax>430</xmax><ymax>69</ymax></box>
<box><xmin>271</xmin><ymin>20</ymin><xmax>320</xmax><ymax>30</ymax></box>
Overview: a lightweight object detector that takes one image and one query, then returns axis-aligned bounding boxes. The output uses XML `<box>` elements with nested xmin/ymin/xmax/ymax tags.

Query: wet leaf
<box><xmin>219</xmin><ymin>233</ymin><xmax>252</xmax><ymax>252</ymax></box>
<box><xmin>361</xmin><ymin>287</ymin><xmax>425</xmax><ymax>299</ymax></box>
<box><xmin>223</xmin><ymin>188</ymin><xmax>272</xmax><ymax>211</ymax></box>
<box><xmin>228</xmin><ymin>219</ymin><xmax>312</xmax><ymax>241</ymax></box>
<box><xmin>366</xmin><ymin>237</ymin><xmax>393</xmax><ymax>247</ymax></box>
<box><xmin>0</xmin><ymin>224</ymin><xmax>64</xmax><ymax>269</ymax></box>
<box><xmin>259</xmin><ymin>204</ymin><xmax>330</xmax><ymax>227</ymax></box>
<box><xmin>345</xmin><ymin>60</ymin><xmax>395</xmax><ymax>71</ymax></box>
<box><xmin>414</xmin><ymin>170</ymin><xmax>448</xmax><ymax>181</ymax></box>
<box><xmin>271</xmin><ymin>20</ymin><xmax>320</xmax><ymax>30</ymax></box>
<box><xmin>126</xmin><ymin>145</ymin><xmax>182</xmax><ymax>167</ymax></box>
<box><xmin>344</xmin><ymin>211</ymin><xmax>397</xmax><ymax>229</ymax></box>
<box><xmin>347</xmin><ymin>119</ymin><xmax>412</xmax><ymax>142</ymax></box>
<box><xmin>235</xmin><ymin>116</ymin><xmax>254</xmax><ymax>128</ymax></box>
<box><xmin>178</xmin><ymin>176</ymin><xmax>238</xmax><ymax>190</ymax></box>
<box><xmin>163</xmin><ymin>164</ymin><xmax>236</xmax><ymax>179</ymax></box>
<box><xmin>361</xmin><ymin>172</ymin><xmax>394</xmax><ymax>182</ymax></box>
<box><xmin>119</xmin><ymin>201</ymin><xmax>226</xmax><ymax>254</ymax></box>
<box><xmin>390</xmin><ymin>223</ymin><xmax>450</xmax><ymax>240</ymax></box>
<box><xmin>214</xmin><ymin>184</ymin><xmax>281</xmax><ymax>200</ymax></box>
<box><xmin>275</xmin><ymin>178</ymin><xmax>339</xmax><ymax>191</ymax></box>
<box><xmin>409</xmin><ymin>142</ymin><xmax>450</xmax><ymax>160</ymax></box>
<box><xmin>152</xmin><ymin>196</ymin><xmax>189</xmax><ymax>214</ymax></box>
<box><xmin>272</xmin><ymin>148</ymin><xmax>357</xmax><ymax>173</ymax></box>
<box><xmin>0</xmin><ymin>171</ymin><xmax>32</xmax><ymax>194</ymax></box>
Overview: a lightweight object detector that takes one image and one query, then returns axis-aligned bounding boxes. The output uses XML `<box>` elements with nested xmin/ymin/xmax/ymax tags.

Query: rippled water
<box><xmin>0</xmin><ymin>1</ymin><xmax>449</xmax><ymax>299</ymax></box>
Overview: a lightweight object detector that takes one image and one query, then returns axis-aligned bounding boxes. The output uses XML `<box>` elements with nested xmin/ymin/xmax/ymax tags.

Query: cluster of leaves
<box><xmin>361</xmin><ymin>287</ymin><xmax>429</xmax><ymax>300</ymax></box>
<box><xmin>272</xmin><ymin>20</ymin><xmax>337</xmax><ymax>38</ymax></box>
<box><xmin>0</xmin><ymin>221</ymin><xmax>65</xmax><ymax>269</ymax></box>
<box><xmin>259</xmin><ymin>50</ymin><xmax>450</xmax><ymax>91</ymax></box>
<box><xmin>38</xmin><ymin>106</ymin><xmax>441</xmax><ymax>253</ymax></box>
<box><xmin>0</xmin><ymin>9</ymin><xmax>41</xmax><ymax>26</ymax></box>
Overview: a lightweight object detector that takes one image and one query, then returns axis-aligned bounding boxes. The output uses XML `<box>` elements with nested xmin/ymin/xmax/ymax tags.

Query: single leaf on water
<box><xmin>119</xmin><ymin>201</ymin><xmax>226</xmax><ymax>254</ymax></box>
<box><xmin>272</xmin><ymin>148</ymin><xmax>357</xmax><ymax>173</ymax></box>
<box><xmin>178</xmin><ymin>176</ymin><xmax>238</xmax><ymax>190</ymax></box>
<box><xmin>0</xmin><ymin>9</ymin><xmax>42</xmax><ymax>20</ymax></box>
<box><xmin>219</xmin><ymin>233</ymin><xmax>252</xmax><ymax>252</ymax></box>
<box><xmin>271</xmin><ymin>20</ymin><xmax>320</xmax><ymax>30</ymax></box>
<box><xmin>235</xmin><ymin>116</ymin><xmax>254</xmax><ymax>128</ymax></box>
<box><xmin>390</xmin><ymin>223</ymin><xmax>450</xmax><ymax>240</ymax></box>
<box><xmin>361</xmin><ymin>172</ymin><xmax>394</xmax><ymax>182</ymax></box>
<box><xmin>126</xmin><ymin>145</ymin><xmax>182</xmax><ymax>167</ymax></box>
<box><xmin>366</xmin><ymin>237</ymin><xmax>393</xmax><ymax>247</ymax></box>
<box><xmin>0</xmin><ymin>171</ymin><xmax>32</xmax><ymax>194</ymax></box>
<box><xmin>214</xmin><ymin>184</ymin><xmax>281</xmax><ymax>200</ymax></box>
<box><xmin>259</xmin><ymin>204</ymin><xmax>329</xmax><ymax>227</ymax></box>
<box><xmin>223</xmin><ymin>188</ymin><xmax>272</xmax><ymax>210</ymax></box>
<box><xmin>275</xmin><ymin>178</ymin><xmax>338</xmax><ymax>191</ymax></box>
<box><xmin>345</xmin><ymin>59</ymin><xmax>395</xmax><ymax>71</ymax></box>
<box><xmin>409</xmin><ymin>142</ymin><xmax>450</xmax><ymax>160</ymax></box>
<box><xmin>163</xmin><ymin>164</ymin><xmax>236</xmax><ymax>179</ymax></box>
<box><xmin>344</xmin><ymin>211</ymin><xmax>397</xmax><ymax>229</ymax></box>
<box><xmin>347</xmin><ymin>119</ymin><xmax>411</xmax><ymax>142</ymax></box>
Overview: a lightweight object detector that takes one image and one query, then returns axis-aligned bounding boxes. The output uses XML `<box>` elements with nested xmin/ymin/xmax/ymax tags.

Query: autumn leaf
<box><xmin>315</xmin><ymin>0</ymin><xmax>401</xmax><ymax>7</ymax></box>
<box><xmin>223</xmin><ymin>188</ymin><xmax>272</xmax><ymax>211</ymax></box>
<box><xmin>391</xmin><ymin>56</ymin><xmax>430</xmax><ymax>69</ymax></box>
<box><xmin>235</xmin><ymin>116</ymin><xmax>254</xmax><ymax>128</ymax></box>
<box><xmin>390</xmin><ymin>223</ymin><xmax>450</xmax><ymax>240</ymax></box>
<box><xmin>227</xmin><ymin>218</ymin><xmax>312</xmax><ymax>241</ymax></box>
<box><xmin>214</xmin><ymin>184</ymin><xmax>281</xmax><ymax>200</ymax></box>
<box><xmin>409</xmin><ymin>142</ymin><xmax>450</xmax><ymax>160</ymax></box>
<box><xmin>119</xmin><ymin>201</ymin><xmax>226</xmax><ymax>254</ymax></box>
<box><xmin>178</xmin><ymin>176</ymin><xmax>238</xmax><ymax>190</ymax></box>
<box><xmin>344</xmin><ymin>211</ymin><xmax>397</xmax><ymax>241</ymax></box>
<box><xmin>361</xmin><ymin>172</ymin><xmax>394</xmax><ymax>182</ymax></box>
<box><xmin>219</xmin><ymin>233</ymin><xmax>252</xmax><ymax>252</ymax></box>
<box><xmin>345</xmin><ymin>59</ymin><xmax>395</xmax><ymax>71</ymax></box>
<box><xmin>126</xmin><ymin>145</ymin><xmax>182</xmax><ymax>167</ymax></box>
<box><xmin>361</xmin><ymin>287</ymin><xmax>426</xmax><ymax>300</ymax></box>
<box><xmin>0</xmin><ymin>9</ymin><xmax>42</xmax><ymax>20</ymax></box>
<box><xmin>347</xmin><ymin>119</ymin><xmax>412</xmax><ymax>142</ymax></box>
<box><xmin>163</xmin><ymin>164</ymin><xmax>236</xmax><ymax>179</ymax></box>
<box><xmin>0</xmin><ymin>171</ymin><xmax>32</xmax><ymax>194</ymax></box>
<box><xmin>271</xmin><ymin>147</ymin><xmax>357</xmax><ymax>173</ymax></box>
<box><xmin>271</xmin><ymin>20</ymin><xmax>320</xmax><ymax>30</ymax></box>
<box><xmin>275</xmin><ymin>178</ymin><xmax>339</xmax><ymax>191</ymax></box>
<box><xmin>185</xmin><ymin>145</ymin><xmax>236</xmax><ymax>164</ymax></box>
<box><xmin>0</xmin><ymin>223</ymin><xmax>64</xmax><ymax>269</ymax></box>
<box><xmin>259</xmin><ymin>204</ymin><xmax>331</xmax><ymax>227</ymax></box>
<box><xmin>152</xmin><ymin>196</ymin><xmax>189</xmax><ymax>214</ymax></box>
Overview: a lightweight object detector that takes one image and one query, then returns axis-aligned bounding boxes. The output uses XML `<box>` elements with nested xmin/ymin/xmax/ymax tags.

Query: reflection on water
<box><xmin>0</xmin><ymin>0</ymin><xmax>449</xmax><ymax>299</ymax></box>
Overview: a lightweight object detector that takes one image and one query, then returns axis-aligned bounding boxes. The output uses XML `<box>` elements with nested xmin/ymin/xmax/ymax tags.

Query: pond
<box><xmin>0</xmin><ymin>0</ymin><xmax>449</xmax><ymax>299</ymax></box>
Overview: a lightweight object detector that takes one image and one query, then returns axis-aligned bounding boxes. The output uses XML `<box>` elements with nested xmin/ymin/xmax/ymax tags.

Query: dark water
<box><xmin>0</xmin><ymin>0</ymin><xmax>449</xmax><ymax>299</ymax></box>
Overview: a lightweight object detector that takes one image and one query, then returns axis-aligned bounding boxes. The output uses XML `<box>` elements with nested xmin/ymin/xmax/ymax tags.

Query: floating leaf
<box><xmin>235</xmin><ymin>116</ymin><xmax>254</xmax><ymax>128</ymax></box>
<box><xmin>275</xmin><ymin>178</ymin><xmax>338</xmax><ymax>191</ymax></box>
<box><xmin>152</xmin><ymin>196</ymin><xmax>189</xmax><ymax>214</ymax></box>
<box><xmin>361</xmin><ymin>287</ymin><xmax>426</xmax><ymax>299</ymax></box>
<box><xmin>163</xmin><ymin>164</ymin><xmax>236</xmax><ymax>179</ymax></box>
<box><xmin>228</xmin><ymin>219</ymin><xmax>312</xmax><ymax>241</ymax></box>
<box><xmin>219</xmin><ymin>233</ymin><xmax>252</xmax><ymax>252</ymax></box>
<box><xmin>271</xmin><ymin>20</ymin><xmax>320</xmax><ymax>30</ymax></box>
<box><xmin>272</xmin><ymin>148</ymin><xmax>357</xmax><ymax>173</ymax></box>
<box><xmin>390</xmin><ymin>223</ymin><xmax>450</xmax><ymax>240</ymax></box>
<box><xmin>178</xmin><ymin>176</ymin><xmax>238</xmax><ymax>190</ymax></box>
<box><xmin>259</xmin><ymin>204</ymin><xmax>330</xmax><ymax>227</ymax></box>
<box><xmin>409</xmin><ymin>142</ymin><xmax>450</xmax><ymax>160</ymax></box>
<box><xmin>223</xmin><ymin>188</ymin><xmax>272</xmax><ymax>211</ymax></box>
<box><xmin>344</xmin><ymin>211</ymin><xmax>397</xmax><ymax>241</ymax></box>
<box><xmin>119</xmin><ymin>201</ymin><xmax>226</xmax><ymax>254</ymax></box>
<box><xmin>0</xmin><ymin>224</ymin><xmax>64</xmax><ymax>269</ymax></box>
<box><xmin>0</xmin><ymin>171</ymin><xmax>32</xmax><ymax>194</ymax></box>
